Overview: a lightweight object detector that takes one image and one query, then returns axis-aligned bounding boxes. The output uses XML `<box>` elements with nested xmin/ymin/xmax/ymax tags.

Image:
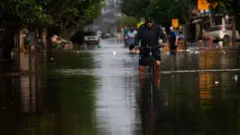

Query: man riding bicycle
<box><xmin>123</xmin><ymin>26</ymin><xmax>129</xmax><ymax>46</ymax></box>
<box><xmin>135</xmin><ymin>17</ymin><xmax>167</xmax><ymax>78</ymax></box>
<box><xmin>126</xmin><ymin>27</ymin><xmax>137</xmax><ymax>52</ymax></box>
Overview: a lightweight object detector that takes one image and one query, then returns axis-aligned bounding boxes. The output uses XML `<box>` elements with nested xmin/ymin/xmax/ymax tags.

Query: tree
<box><xmin>116</xmin><ymin>15</ymin><xmax>139</xmax><ymax>28</ymax></box>
<box><xmin>121</xmin><ymin>0</ymin><xmax>190</xmax><ymax>26</ymax></box>
<box><xmin>0</xmin><ymin>0</ymin><xmax>53</xmax><ymax>59</ymax></box>
<box><xmin>207</xmin><ymin>0</ymin><xmax>240</xmax><ymax>30</ymax></box>
<box><xmin>0</xmin><ymin>0</ymin><xmax>104</xmax><ymax>59</ymax></box>
<box><xmin>121</xmin><ymin>0</ymin><xmax>150</xmax><ymax>17</ymax></box>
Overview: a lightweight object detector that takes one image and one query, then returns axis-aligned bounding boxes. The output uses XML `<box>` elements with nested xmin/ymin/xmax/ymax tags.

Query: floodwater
<box><xmin>0</xmin><ymin>38</ymin><xmax>240</xmax><ymax>135</ymax></box>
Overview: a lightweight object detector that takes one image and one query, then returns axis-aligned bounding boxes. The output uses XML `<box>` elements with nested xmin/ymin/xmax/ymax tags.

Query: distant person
<box><xmin>169</xmin><ymin>27</ymin><xmax>177</xmax><ymax>54</ymax></box>
<box><xmin>126</xmin><ymin>27</ymin><xmax>137</xmax><ymax>52</ymax></box>
<box><xmin>123</xmin><ymin>26</ymin><xmax>129</xmax><ymax>46</ymax></box>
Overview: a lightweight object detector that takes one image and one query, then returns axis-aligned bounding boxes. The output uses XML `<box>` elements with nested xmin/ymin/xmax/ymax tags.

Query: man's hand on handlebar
<box><xmin>134</xmin><ymin>45</ymin><xmax>140</xmax><ymax>49</ymax></box>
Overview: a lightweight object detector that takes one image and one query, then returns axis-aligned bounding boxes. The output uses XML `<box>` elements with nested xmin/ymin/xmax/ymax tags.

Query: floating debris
<box><xmin>233</xmin><ymin>74</ymin><xmax>238</xmax><ymax>82</ymax></box>
<box><xmin>113</xmin><ymin>50</ymin><xmax>116</xmax><ymax>55</ymax></box>
<box><xmin>215</xmin><ymin>81</ymin><xmax>219</xmax><ymax>84</ymax></box>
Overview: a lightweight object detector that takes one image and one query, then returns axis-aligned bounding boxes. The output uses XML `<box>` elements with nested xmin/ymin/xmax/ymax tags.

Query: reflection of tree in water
<box><xmin>44</xmin><ymin>51</ymin><xmax>98</xmax><ymax>135</ymax></box>
<box><xmin>151</xmin><ymin>72</ymin><xmax>240</xmax><ymax>135</ymax></box>
<box><xmin>139</xmin><ymin>77</ymin><xmax>165</xmax><ymax>135</ymax></box>
<box><xmin>0</xmin><ymin>62</ymin><xmax>21</xmax><ymax>135</ymax></box>
<box><xmin>0</xmin><ymin>50</ymin><xmax>98</xmax><ymax>135</ymax></box>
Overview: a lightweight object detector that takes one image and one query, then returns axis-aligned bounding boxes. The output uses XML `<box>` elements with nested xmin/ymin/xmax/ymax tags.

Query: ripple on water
<box><xmin>55</xmin><ymin>68</ymin><xmax>138</xmax><ymax>76</ymax></box>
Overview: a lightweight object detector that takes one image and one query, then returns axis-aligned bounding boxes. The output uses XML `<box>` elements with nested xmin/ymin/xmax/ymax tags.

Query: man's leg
<box><xmin>139</xmin><ymin>55</ymin><xmax>147</xmax><ymax>81</ymax></box>
<box><xmin>154</xmin><ymin>50</ymin><xmax>161</xmax><ymax>71</ymax></box>
<box><xmin>160</xmin><ymin>47</ymin><xmax>164</xmax><ymax>64</ymax></box>
<box><xmin>129</xmin><ymin>45</ymin><xmax>134</xmax><ymax>53</ymax></box>
<box><xmin>155</xmin><ymin>55</ymin><xmax>161</xmax><ymax>83</ymax></box>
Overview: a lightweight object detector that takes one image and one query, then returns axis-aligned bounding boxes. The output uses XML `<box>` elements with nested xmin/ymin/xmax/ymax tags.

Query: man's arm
<box><xmin>135</xmin><ymin>27</ymin><xmax>142</xmax><ymax>46</ymax></box>
<box><xmin>158</xmin><ymin>26</ymin><xmax>167</xmax><ymax>43</ymax></box>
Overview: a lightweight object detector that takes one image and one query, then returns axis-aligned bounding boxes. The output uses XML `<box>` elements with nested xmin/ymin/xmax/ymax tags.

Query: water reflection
<box><xmin>162</xmin><ymin>49</ymin><xmax>240</xmax><ymax>71</ymax></box>
<box><xmin>1</xmin><ymin>39</ymin><xmax>240</xmax><ymax>135</ymax></box>
<box><xmin>0</xmin><ymin>50</ymin><xmax>99</xmax><ymax>135</ymax></box>
<box><xmin>93</xmin><ymin>40</ymin><xmax>139</xmax><ymax>135</ymax></box>
<box><xmin>149</xmin><ymin>71</ymin><xmax>240</xmax><ymax>135</ymax></box>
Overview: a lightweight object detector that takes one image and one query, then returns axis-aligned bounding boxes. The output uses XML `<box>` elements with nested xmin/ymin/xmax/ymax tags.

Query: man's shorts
<box><xmin>129</xmin><ymin>44</ymin><xmax>135</xmax><ymax>50</ymax></box>
<box><xmin>170</xmin><ymin>44</ymin><xmax>177</xmax><ymax>50</ymax></box>
<box><xmin>139</xmin><ymin>48</ymin><xmax>161</xmax><ymax>66</ymax></box>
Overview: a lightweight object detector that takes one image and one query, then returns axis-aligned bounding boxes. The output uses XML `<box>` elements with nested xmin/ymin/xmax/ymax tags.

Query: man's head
<box><xmin>145</xmin><ymin>17</ymin><xmax>153</xmax><ymax>28</ymax></box>
<box><xmin>170</xmin><ymin>26</ymin><xmax>174</xmax><ymax>32</ymax></box>
<box><xmin>129</xmin><ymin>27</ymin><xmax>134</xmax><ymax>32</ymax></box>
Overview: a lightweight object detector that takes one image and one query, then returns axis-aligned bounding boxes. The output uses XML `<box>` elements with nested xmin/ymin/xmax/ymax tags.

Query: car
<box><xmin>97</xmin><ymin>30</ymin><xmax>102</xmax><ymax>37</ymax></box>
<box><xmin>203</xmin><ymin>25</ymin><xmax>240</xmax><ymax>44</ymax></box>
<box><xmin>101</xmin><ymin>32</ymin><xmax>111</xmax><ymax>39</ymax></box>
<box><xmin>84</xmin><ymin>31</ymin><xmax>100</xmax><ymax>45</ymax></box>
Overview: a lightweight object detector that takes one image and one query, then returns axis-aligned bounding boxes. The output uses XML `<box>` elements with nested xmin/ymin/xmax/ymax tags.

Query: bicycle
<box><xmin>136</xmin><ymin>44</ymin><xmax>165</xmax><ymax>82</ymax></box>
<box><xmin>137</xmin><ymin>44</ymin><xmax>165</xmax><ymax>108</ymax></box>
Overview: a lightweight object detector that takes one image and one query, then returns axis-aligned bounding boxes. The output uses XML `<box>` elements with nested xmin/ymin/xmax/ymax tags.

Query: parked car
<box><xmin>84</xmin><ymin>31</ymin><xmax>100</xmax><ymax>45</ymax></box>
<box><xmin>101</xmin><ymin>32</ymin><xmax>111</xmax><ymax>39</ymax></box>
<box><xmin>203</xmin><ymin>25</ymin><xmax>240</xmax><ymax>45</ymax></box>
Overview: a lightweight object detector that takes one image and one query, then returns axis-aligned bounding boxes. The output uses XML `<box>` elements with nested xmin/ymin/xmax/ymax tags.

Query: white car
<box><xmin>203</xmin><ymin>25</ymin><xmax>240</xmax><ymax>43</ymax></box>
<box><xmin>84</xmin><ymin>31</ymin><xmax>100</xmax><ymax>45</ymax></box>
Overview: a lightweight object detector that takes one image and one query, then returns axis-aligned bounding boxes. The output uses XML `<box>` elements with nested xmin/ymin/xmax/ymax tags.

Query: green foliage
<box><xmin>207</xmin><ymin>0</ymin><xmax>240</xmax><ymax>13</ymax></box>
<box><xmin>0</xmin><ymin>0</ymin><xmax>104</xmax><ymax>30</ymax></box>
<box><xmin>121</xmin><ymin>0</ymin><xmax>190</xmax><ymax>26</ymax></box>
<box><xmin>116</xmin><ymin>15</ymin><xmax>139</xmax><ymax>27</ymax></box>
<box><xmin>121</xmin><ymin>0</ymin><xmax>150</xmax><ymax>17</ymax></box>
<box><xmin>207</xmin><ymin>0</ymin><xmax>240</xmax><ymax>32</ymax></box>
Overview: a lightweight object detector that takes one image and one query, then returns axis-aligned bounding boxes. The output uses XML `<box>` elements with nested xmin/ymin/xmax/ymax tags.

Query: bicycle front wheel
<box><xmin>150</xmin><ymin>59</ymin><xmax>155</xmax><ymax>84</ymax></box>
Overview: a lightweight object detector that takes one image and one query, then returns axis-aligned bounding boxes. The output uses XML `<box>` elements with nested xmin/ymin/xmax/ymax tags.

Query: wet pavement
<box><xmin>1</xmin><ymin>38</ymin><xmax>240</xmax><ymax>135</ymax></box>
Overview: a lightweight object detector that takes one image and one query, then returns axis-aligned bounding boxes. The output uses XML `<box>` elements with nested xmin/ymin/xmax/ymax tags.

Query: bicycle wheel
<box><xmin>149</xmin><ymin>58</ymin><xmax>155</xmax><ymax>109</ymax></box>
<box><xmin>150</xmin><ymin>59</ymin><xmax>155</xmax><ymax>84</ymax></box>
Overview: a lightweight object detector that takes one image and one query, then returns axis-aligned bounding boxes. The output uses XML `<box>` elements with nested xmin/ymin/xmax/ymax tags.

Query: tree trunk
<box><xmin>2</xmin><ymin>29</ymin><xmax>15</xmax><ymax>60</ymax></box>
<box><xmin>28</xmin><ymin>27</ymin><xmax>37</xmax><ymax>52</ymax></box>
<box><xmin>184</xmin><ymin>22</ymin><xmax>188</xmax><ymax>49</ymax></box>
<box><xmin>232</xmin><ymin>16</ymin><xmax>236</xmax><ymax>48</ymax></box>
<box><xmin>19</xmin><ymin>28</ymin><xmax>25</xmax><ymax>52</ymax></box>
<box><xmin>235</xmin><ymin>14</ymin><xmax>240</xmax><ymax>37</ymax></box>
<box><xmin>41</xmin><ymin>27</ymin><xmax>47</xmax><ymax>49</ymax></box>
<box><xmin>234</xmin><ymin>14</ymin><xmax>240</xmax><ymax>48</ymax></box>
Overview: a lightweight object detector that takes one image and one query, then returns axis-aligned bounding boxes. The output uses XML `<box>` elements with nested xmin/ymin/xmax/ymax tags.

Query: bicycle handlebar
<box><xmin>135</xmin><ymin>44</ymin><xmax>166</xmax><ymax>49</ymax></box>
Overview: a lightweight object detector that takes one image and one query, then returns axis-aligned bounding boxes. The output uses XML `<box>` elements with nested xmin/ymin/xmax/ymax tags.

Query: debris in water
<box><xmin>218</xmin><ymin>41</ymin><xmax>223</xmax><ymax>47</ymax></box>
<box><xmin>233</xmin><ymin>74</ymin><xmax>238</xmax><ymax>82</ymax></box>
<box><xmin>113</xmin><ymin>50</ymin><xmax>116</xmax><ymax>55</ymax></box>
<box><xmin>215</xmin><ymin>81</ymin><xmax>219</xmax><ymax>84</ymax></box>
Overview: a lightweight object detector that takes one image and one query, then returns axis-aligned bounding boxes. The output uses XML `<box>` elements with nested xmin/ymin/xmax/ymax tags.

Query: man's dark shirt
<box><xmin>169</xmin><ymin>31</ymin><xmax>176</xmax><ymax>46</ymax></box>
<box><xmin>135</xmin><ymin>23</ymin><xmax>166</xmax><ymax>47</ymax></box>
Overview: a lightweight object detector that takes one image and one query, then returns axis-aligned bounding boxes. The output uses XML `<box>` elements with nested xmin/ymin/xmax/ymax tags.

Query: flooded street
<box><xmin>1</xmin><ymin>38</ymin><xmax>240</xmax><ymax>135</ymax></box>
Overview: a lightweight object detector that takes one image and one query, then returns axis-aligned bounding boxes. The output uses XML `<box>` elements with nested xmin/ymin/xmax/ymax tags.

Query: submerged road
<box><xmin>0</xmin><ymin>38</ymin><xmax>240</xmax><ymax>135</ymax></box>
